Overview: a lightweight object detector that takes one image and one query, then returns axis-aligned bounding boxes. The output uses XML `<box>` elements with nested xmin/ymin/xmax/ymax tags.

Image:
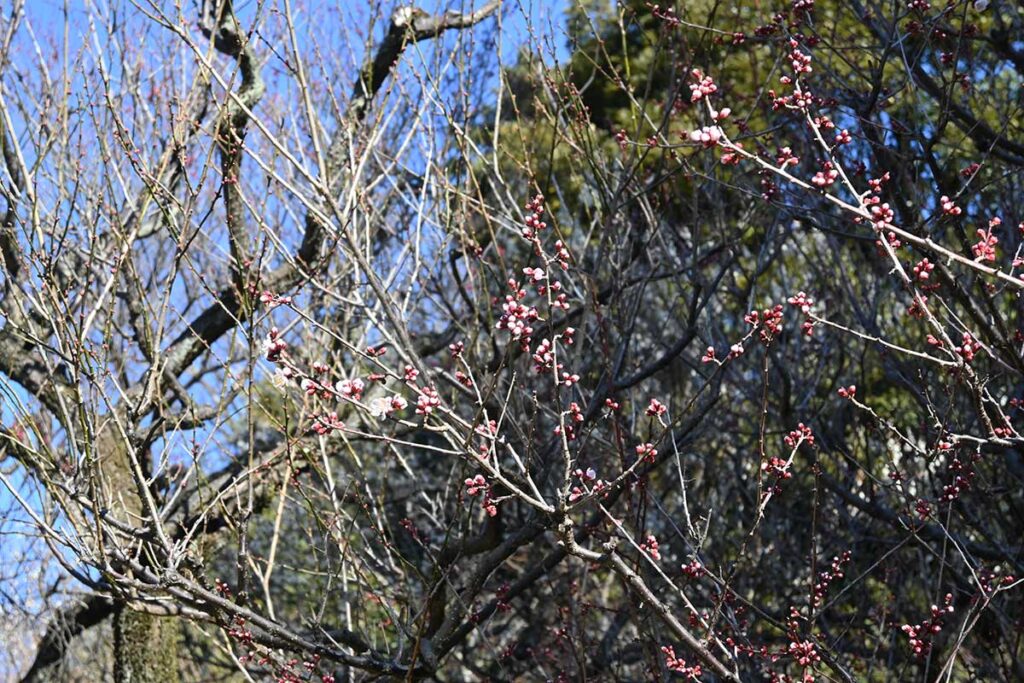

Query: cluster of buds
<box><xmin>259</xmin><ymin>290</ymin><xmax>292</xmax><ymax>307</ymax></box>
<box><xmin>465</xmin><ymin>474</ymin><xmax>488</xmax><ymax>496</ymax></box>
<box><xmin>415</xmin><ymin>386</ymin><xmax>441</xmax><ymax>415</ymax></box>
<box><xmin>263</xmin><ymin>327</ymin><xmax>287</xmax><ymax>362</ymax></box>
<box><xmin>907</xmin><ymin>294</ymin><xmax>928</xmax><ymax>319</ymax></box>
<box><xmin>635</xmin><ymin>442</ymin><xmax>658</xmax><ymax>464</ymax></box>
<box><xmin>522</xmin><ymin>194</ymin><xmax>547</xmax><ymax>239</ymax></box>
<box><xmin>788</xmin><ymin>639</ymin><xmax>821</xmax><ymax>668</ymax></box>
<box><xmin>650</xmin><ymin>4</ymin><xmax>682</xmax><ymax>28</ymax></box>
<box><xmin>689</xmin><ymin>69</ymin><xmax>717</xmax><ymax>101</ymax></box>
<box><xmin>311</xmin><ymin>412</ymin><xmax>344</xmax><ymax>436</ymax></box>
<box><xmin>661</xmin><ymin>646</ymin><xmax>703</xmax><ymax>679</ymax></box>
<box><xmin>776</xmin><ymin>146</ymin><xmax>800</xmax><ymax>167</ymax></box>
<box><xmin>474</xmin><ymin>419</ymin><xmax>499</xmax><ymax>460</ymax></box>
<box><xmin>812</xmin><ymin>551</ymin><xmax>851</xmax><ymax>607</ymax></box>
<box><xmin>640</xmin><ymin>535</ymin><xmax>661</xmax><ymax>561</ymax></box>
<box><xmin>972</xmin><ymin>217</ymin><xmax>1000</xmax><ymax>262</ymax></box>
<box><xmin>689</xmin><ymin>125</ymin><xmax>723</xmax><ymax>148</ymax></box>
<box><xmin>496</xmin><ymin>278</ymin><xmax>540</xmax><ymax>344</ymax></box>
<box><xmin>811</xmin><ymin>162</ymin><xmax>838</xmax><ymax>187</ymax></box>
<box><xmin>868</xmin><ymin>199</ymin><xmax>895</xmax><ymax>231</ymax></box>
<box><xmin>784</xmin><ymin>423</ymin><xmax>815</xmax><ymax>447</ymax></box>
<box><xmin>532</xmin><ymin>338</ymin><xmax>555</xmax><ymax>373</ymax></box>
<box><xmin>940</xmin><ymin>195</ymin><xmax>962</xmax><ymax>216</ymax></box>
<box><xmin>901</xmin><ymin>594</ymin><xmax>954</xmax><ymax>657</ymax></box>
<box><xmin>554</xmin><ymin>401</ymin><xmax>585</xmax><ymax>441</ymax></box>
<box><xmin>954</xmin><ymin>332</ymin><xmax>981</xmax><ymax>362</ymax></box>
<box><xmin>522</xmin><ymin>266</ymin><xmax>545</xmax><ymax>283</ymax></box>
<box><xmin>786</xmin><ymin>291</ymin><xmax>816</xmax><ymax>336</ymax></box>
<box><xmin>553</xmin><ymin>240</ymin><xmax>571</xmax><ymax>270</ymax></box>
<box><xmin>762</xmin><ymin>456</ymin><xmax>793</xmax><ymax>481</ymax></box>
<box><xmin>978</xmin><ymin>567</ymin><xmax>1016</xmax><ymax>595</ymax></box>
<box><xmin>745</xmin><ymin>304</ymin><xmax>785</xmax><ymax>344</ymax></box>
<box><xmin>301</xmin><ymin>378</ymin><xmax>332</xmax><ymax>399</ymax></box>
<box><xmin>681</xmin><ymin>559</ymin><xmax>706</xmax><ymax>579</ymax></box>
<box><xmin>912</xmin><ymin>258</ymin><xmax>935</xmax><ymax>280</ymax></box>
<box><xmin>614</xmin><ymin>128</ymin><xmax>628</xmax><ymax>150</ymax></box>
<box><xmin>787</xmin><ymin>39</ymin><xmax>813</xmax><ymax>75</ymax></box>
<box><xmin>710</xmin><ymin>107</ymin><xmax>731</xmax><ymax>121</ymax></box>
<box><xmin>941</xmin><ymin>456</ymin><xmax>975</xmax><ymax>502</ymax></box>
<box><xmin>567</xmin><ymin>467</ymin><xmax>607</xmax><ymax>503</ymax></box>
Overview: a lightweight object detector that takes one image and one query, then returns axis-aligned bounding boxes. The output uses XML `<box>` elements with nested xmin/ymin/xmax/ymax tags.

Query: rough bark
<box><xmin>112</xmin><ymin>607</ymin><xmax>180</xmax><ymax>683</ymax></box>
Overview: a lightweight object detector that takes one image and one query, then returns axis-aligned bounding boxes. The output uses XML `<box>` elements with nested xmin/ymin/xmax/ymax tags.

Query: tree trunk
<box><xmin>113</xmin><ymin>607</ymin><xmax>180</xmax><ymax>683</ymax></box>
<box><xmin>99</xmin><ymin>427</ymin><xmax>181</xmax><ymax>682</ymax></box>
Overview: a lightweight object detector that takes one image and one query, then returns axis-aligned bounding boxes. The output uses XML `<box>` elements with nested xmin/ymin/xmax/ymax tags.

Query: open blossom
<box><xmin>646</xmin><ymin>398</ymin><xmax>667</xmax><ymax>417</ymax></box>
<box><xmin>367</xmin><ymin>394</ymin><xmax>408</xmax><ymax>418</ymax></box>
<box><xmin>270</xmin><ymin>367</ymin><xmax>295</xmax><ymax>390</ymax></box>
<box><xmin>335</xmin><ymin>378</ymin><xmax>365</xmax><ymax>401</ymax></box>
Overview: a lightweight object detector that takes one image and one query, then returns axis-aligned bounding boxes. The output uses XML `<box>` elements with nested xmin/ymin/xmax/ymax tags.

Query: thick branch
<box><xmin>20</xmin><ymin>595</ymin><xmax>115</xmax><ymax>683</ymax></box>
<box><xmin>160</xmin><ymin>2</ymin><xmax>500</xmax><ymax>380</ymax></box>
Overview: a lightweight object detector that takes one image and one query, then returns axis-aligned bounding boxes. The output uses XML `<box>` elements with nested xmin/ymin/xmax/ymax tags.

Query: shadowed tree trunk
<box><xmin>113</xmin><ymin>608</ymin><xmax>180</xmax><ymax>683</ymax></box>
